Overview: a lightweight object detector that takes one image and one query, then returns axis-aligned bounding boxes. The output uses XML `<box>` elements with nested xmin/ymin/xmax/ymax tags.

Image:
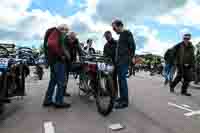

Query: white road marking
<box><xmin>44</xmin><ymin>121</ymin><xmax>55</xmax><ymax>133</ymax></box>
<box><xmin>109</xmin><ymin>123</ymin><xmax>125</xmax><ymax>131</ymax></box>
<box><xmin>168</xmin><ymin>102</ymin><xmax>193</xmax><ymax>112</ymax></box>
<box><xmin>181</xmin><ymin>104</ymin><xmax>191</xmax><ymax>108</ymax></box>
<box><xmin>184</xmin><ymin>110</ymin><xmax>200</xmax><ymax>117</ymax></box>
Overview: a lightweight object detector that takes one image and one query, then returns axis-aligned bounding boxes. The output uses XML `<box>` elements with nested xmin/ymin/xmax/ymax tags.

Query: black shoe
<box><xmin>170</xmin><ymin>84</ymin><xmax>175</xmax><ymax>93</ymax></box>
<box><xmin>114</xmin><ymin>98</ymin><xmax>121</xmax><ymax>103</ymax></box>
<box><xmin>43</xmin><ymin>101</ymin><xmax>54</xmax><ymax>107</ymax></box>
<box><xmin>181</xmin><ymin>93</ymin><xmax>192</xmax><ymax>96</ymax></box>
<box><xmin>64</xmin><ymin>92</ymin><xmax>71</xmax><ymax>97</ymax></box>
<box><xmin>170</xmin><ymin>87</ymin><xmax>175</xmax><ymax>93</ymax></box>
<box><xmin>114</xmin><ymin>102</ymin><xmax>128</xmax><ymax>109</ymax></box>
<box><xmin>54</xmin><ymin>103</ymin><xmax>71</xmax><ymax>109</ymax></box>
<box><xmin>8</xmin><ymin>91</ymin><xmax>26</xmax><ymax>97</ymax></box>
<box><xmin>164</xmin><ymin>80</ymin><xmax>169</xmax><ymax>85</ymax></box>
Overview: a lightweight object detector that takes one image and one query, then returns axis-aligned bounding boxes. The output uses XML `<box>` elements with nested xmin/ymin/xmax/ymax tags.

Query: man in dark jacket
<box><xmin>112</xmin><ymin>19</ymin><xmax>136</xmax><ymax>109</ymax></box>
<box><xmin>170</xmin><ymin>33</ymin><xmax>195</xmax><ymax>96</ymax></box>
<box><xmin>63</xmin><ymin>32</ymin><xmax>85</xmax><ymax>96</ymax></box>
<box><xmin>164</xmin><ymin>48</ymin><xmax>175</xmax><ymax>85</ymax></box>
<box><xmin>103</xmin><ymin>31</ymin><xmax>118</xmax><ymax>98</ymax></box>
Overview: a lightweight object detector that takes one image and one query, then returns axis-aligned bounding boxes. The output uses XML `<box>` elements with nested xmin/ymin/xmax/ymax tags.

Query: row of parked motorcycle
<box><xmin>0</xmin><ymin>44</ymin><xmax>45</xmax><ymax>114</ymax></box>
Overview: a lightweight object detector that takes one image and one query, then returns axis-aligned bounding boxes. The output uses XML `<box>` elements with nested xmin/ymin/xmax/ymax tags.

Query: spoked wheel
<box><xmin>96</xmin><ymin>75</ymin><xmax>114</xmax><ymax>116</ymax></box>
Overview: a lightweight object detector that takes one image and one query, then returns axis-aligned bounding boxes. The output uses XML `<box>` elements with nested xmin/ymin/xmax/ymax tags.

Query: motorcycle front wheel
<box><xmin>96</xmin><ymin>74</ymin><xmax>114</xmax><ymax>116</ymax></box>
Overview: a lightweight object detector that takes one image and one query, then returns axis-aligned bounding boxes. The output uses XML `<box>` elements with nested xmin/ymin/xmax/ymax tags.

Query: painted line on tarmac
<box><xmin>43</xmin><ymin>121</ymin><xmax>55</xmax><ymax>133</ymax></box>
<box><xmin>168</xmin><ymin>102</ymin><xmax>200</xmax><ymax>117</ymax></box>
<box><xmin>168</xmin><ymin>102</ymin><xmax>193</xmax><ymax>112</ymax></box>
<box><xmin>181</xmin><ymin>104</ymin><xmax>191</xmax><ymax>108</ymax></box>
<box><xmin>184</xmin><ymin>110</ymin><xmax>200</xmax><ymax>117</ymax></box>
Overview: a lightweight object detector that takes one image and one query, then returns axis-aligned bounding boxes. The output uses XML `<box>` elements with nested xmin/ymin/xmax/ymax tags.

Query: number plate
<box><xmin>0</xmin><ymin>58</ymin><xmax>9</xmax><ymax>69</ymax></box>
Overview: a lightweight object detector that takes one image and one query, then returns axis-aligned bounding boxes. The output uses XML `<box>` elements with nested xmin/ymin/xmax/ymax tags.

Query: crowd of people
<box><xmin>42</xmin><ymin>18</ymin><xmax>196</xmax><ymax>111</ymax></box>
<box><xmin>42</xmin><ymin>19</ymin><xmax>136</xmax><ymax>109</ymax></box>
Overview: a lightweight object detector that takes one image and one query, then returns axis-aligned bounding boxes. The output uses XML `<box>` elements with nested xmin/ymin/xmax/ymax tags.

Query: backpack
<box><xmin>47</xmin><ymin>28</ymin><xmax>63</xmax><ymax>57</ymax></box>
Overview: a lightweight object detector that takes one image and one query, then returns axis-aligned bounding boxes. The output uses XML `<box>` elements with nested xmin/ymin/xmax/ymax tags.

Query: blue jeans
<box><xmin>117</xmin><ymin>64</ymin><xmax>129</xmax><ymax>104</ymax></box>
<box><xmin>164</xmin><ymin>64</ymin><xmax>173</xmax><ymax>81</ymax></box>
<box><xmin>45</xmin><ymin>62</ymin><xmax>65</xmax><ymax>104</ymax></box>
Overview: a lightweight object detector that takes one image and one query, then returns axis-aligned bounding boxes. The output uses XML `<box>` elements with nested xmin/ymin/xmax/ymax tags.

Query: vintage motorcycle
<box><xmin>16</xmin><ymin>47</ymin><xmax>35</xmax><ymax>66</ymax></box>
<box><xmin>34</xmin><ymin>56</ymin><xmax>45</xmax><ymax>80</ymax></box>
<box><xmin>0</xmin><ymin>45</ymin><xmax>29</xmax><ymax>114</ymax></box>
<box><xmin>76</xmin><ymin>54</ymin><xmax>115</xmax><ymax>116</ymax></box>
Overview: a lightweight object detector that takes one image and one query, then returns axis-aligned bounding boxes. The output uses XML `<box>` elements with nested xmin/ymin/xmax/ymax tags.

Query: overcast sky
<box><xmin>1</xmin><ymin>0</ymin><xmax>200</xmax><ymax>55</ymax></box>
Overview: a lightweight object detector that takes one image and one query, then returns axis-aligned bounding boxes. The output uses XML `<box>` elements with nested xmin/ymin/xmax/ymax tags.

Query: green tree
<box><xmin>39</xmin><ymin>44</ymin><xmax>45</xmax><ymax>55</ymax></box>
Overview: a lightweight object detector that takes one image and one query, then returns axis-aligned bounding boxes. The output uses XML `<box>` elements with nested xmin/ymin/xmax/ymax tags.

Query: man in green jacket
<box><xmin>170</xmin><ymin>33</ymin><xmax>195</xmax><ymax>96</ymax></box>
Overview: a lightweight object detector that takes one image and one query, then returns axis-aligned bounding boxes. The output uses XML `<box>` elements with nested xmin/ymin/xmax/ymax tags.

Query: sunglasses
<box><xmin>184</xmin><ymin>37</ymin><xmax>191</xmax><ymax>40</ymax></box>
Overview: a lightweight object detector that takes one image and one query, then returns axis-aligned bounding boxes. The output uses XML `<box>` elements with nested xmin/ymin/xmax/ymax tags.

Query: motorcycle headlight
<box><xmin>106</xmin><ymin>65</ymin><xmax>114</xmax><ymax>72</ymax></box>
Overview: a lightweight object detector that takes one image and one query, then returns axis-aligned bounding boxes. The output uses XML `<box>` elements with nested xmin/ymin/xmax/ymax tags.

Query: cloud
<box><xmin>131</xmin><ymin>26</ymin><xmax>175</xmax><ymax>55</ymax></box>
<box><xmin>68</xmin><ymin>0</ymin><xmax>74</xmax><ymax>6</ymax></box>
<box><xmin>157</xmin><ymin>0</ymin><xmax>200</xmax><ymax>27</ymax></box>
<box><xmin>0</xmin><ymin>8</ymin><xmax>70</xmax><ymax>41</ymax></box>
<box><xmin>0</xmin><ymin>0</ymin><xmax>197</xmax><ymax>56</ymax></box>
<box><xmin>0</xmin><ymin>0</ymin><xmax>99</xmax><ymax>42</ymax></box>
<box><xmin>95</xmin><ymin>0</ymin><xmax>187</xmax><ymax>23</ymax></box>
<box><xmin>0</xmin><ymin>0</ymin><xmax>31</xmax><ymax>28</ymax></box>
<box><xmin>180</xmin><ymin>28</ymin><xmax>190</xmax><ymax>36</ymax></box>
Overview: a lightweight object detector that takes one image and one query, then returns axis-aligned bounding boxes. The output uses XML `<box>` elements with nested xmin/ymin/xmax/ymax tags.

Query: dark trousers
<box><xmin>129</xmin><ymin>63</ymin><xmax>135</xmax><ymax>76</ymax></box>
<box><xmin>117</xmin><ymin>64</ymin><xmax>129</xmax><ymax>104</ymax></box>
<box><xmin>170</xmin><ymin>65</ymin><xmax>192</xmax><ymax>93</ymax></box>
<box><xmin>112</xmin><ymin>67</ymin><xmax>118</xmax><ymax>98</ymax></box>
<box><xmin>64</xmin><ymin>63</ymin><xmax>70</xmax><ymax>93</ymax></box>
<box><xmin>44</xmin><ymin>62</ymin><xmax>65</xmax><ymax>104</ymax></box>
<box><xmin>164</xmin><ymin>64</ymin><xmax>174</xmax><ymax>81</ymax></box>
<box><xmin>14</xmin><ymin>64</ymin><xmax>25</xmax><ymax>95</ymax></box>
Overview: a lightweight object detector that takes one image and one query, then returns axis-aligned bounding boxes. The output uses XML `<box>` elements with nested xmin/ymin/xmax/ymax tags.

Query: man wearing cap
<box><xmin>112</xmin><ymin>19</ymin><xmax>136</xmax><ymax>109</ymax></box>
<box><xmin>170</xmin><ymin>33</ymin><xmax>195</xmax><ymax>96</ymax></box>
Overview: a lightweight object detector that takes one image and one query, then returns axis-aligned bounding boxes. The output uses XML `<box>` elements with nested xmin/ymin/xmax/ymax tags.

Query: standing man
<box><xmin>112</xmin><ymin>19</ymin><xmax>136</xmax><ymax>109</ymax></box>
<box><xmin>103</xmin><ymin>31</ymin><xmax>118</xmax><ymax>99</ymax></box>
<box><xmin>164</xmin><ymin>48</ymin><xmax>175</xmax><ymax>85</ymax></box>
<box><xmin>170</xmin><ymin>33</ymin><xmax>195</xmax><ymax>96</ymax></box>
<box><xmin>63</xmin><ymin>32</ymin><xmax>86</xmax><ymax>96</ymax></box>
<box><xmin>43</xmin><ymin>24</ymin><xmax>71</xmax><ymax>108</ymax></box>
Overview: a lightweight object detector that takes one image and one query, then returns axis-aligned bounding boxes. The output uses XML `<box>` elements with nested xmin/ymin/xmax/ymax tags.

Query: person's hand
<box><xmin>64</xmin><ymin>50</ymin><xmax>71</xmax><ymax>61</ymax></box>
<box><xmin>61</xmin><ymin>56</ymin><xmax>66</xmax><ymax>62</ymax></box>
<box><xmin>132</xmin><ymin>57</ymin><xmax>135</xmax><ymax>64</ymax></box>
